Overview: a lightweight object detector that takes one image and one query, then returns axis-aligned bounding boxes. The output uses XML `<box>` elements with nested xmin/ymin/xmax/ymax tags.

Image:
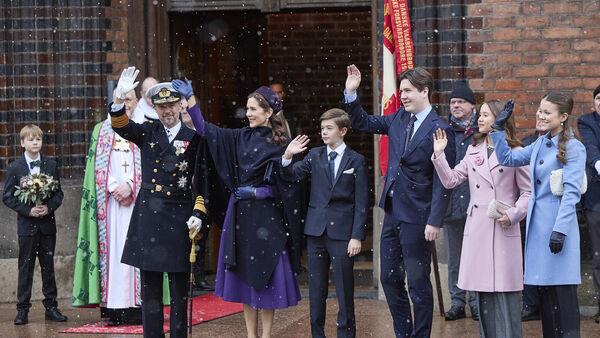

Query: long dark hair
<box><xmin>473</xmin><ymin>99</ymin><xmax>522</xmax><ymax>148</ymax></box>
<box><xmin>543</xmin><ymin>91</ymin><xmax>578</xmax><ymax>164</ymax></box>
<box><xmin>247</xmin><ymin>92</ymin><xmax>288</xmax><ymax>146</ymax></box>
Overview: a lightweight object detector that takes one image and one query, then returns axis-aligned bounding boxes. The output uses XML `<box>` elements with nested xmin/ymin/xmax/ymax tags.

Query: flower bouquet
<box><xmin>14</xmin><ymin>173</ymin><xmax>59</xmax><ymax>205</ymax></box>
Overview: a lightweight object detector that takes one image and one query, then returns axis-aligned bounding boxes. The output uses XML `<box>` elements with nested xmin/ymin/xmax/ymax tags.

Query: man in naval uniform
<box><xmin>109</xmin><ymin>66</ymin><xmax>207</xmax><ymax>338</ymax></box>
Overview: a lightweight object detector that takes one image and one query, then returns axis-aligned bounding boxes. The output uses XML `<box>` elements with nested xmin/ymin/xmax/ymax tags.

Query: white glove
<box><xmin>186</xmin><ymin>216</ymin><xmax>202</xmax><ymax>232</ymax></box>
<box><xmin>114</xmin><ymin>66</ymin><xmax>140</xmax><ymax>100</ymax></box>
<box><xmin>595</xmin><ymin>160</ymin><xmax>600</xmax><ymax>176</ymax></box>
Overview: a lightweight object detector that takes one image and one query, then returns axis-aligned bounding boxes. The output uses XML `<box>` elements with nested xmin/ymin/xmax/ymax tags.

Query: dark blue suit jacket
<box><xmin>282</xmin><ymin>145</ymin><xmax>368</xmax><ymax>241</ymax></box>
<box><xmin>345</xmin><ymin>98</ymin><xmax>455</xmax><ymax>227</ymax></box>
<box><xmin>578</xmin><ymin>111</ymin><xmax>600</xmax><ymax>212</ymax></box>
<box><xmin>2</xmin><ymin>155</ymin><xmax>63</xmax><ymax>236</ymax></box>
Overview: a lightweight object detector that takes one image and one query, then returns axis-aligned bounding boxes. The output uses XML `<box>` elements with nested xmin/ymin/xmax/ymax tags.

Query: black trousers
<box><xmin>585</xmin><ymin>209</ymin><xmax>600</xmax><ymax>306</ymax></box>
<box><xmin>17</xmin><ymin>231</ymin><xmax>58</xmax><ymax>310</ymax></box>
<box><xmin>307</xmin><ymin>234</ymin><xmax>356</xmax><ymax>338</ymax></box>
<box><xmin>193</xmin><ymin>234</ymin><xmax>208</xmax><ymax>280</ymax></box>
<box><xmin>537</xmin><ymin>285</ymin><xmax>580</xmax><ymax>338</ymax></box>
<box><xmin>380</xmin><ymin>212</ymin><xmax>433</xmax><ymax>338</ymax></box>
<box><xmin>520</xmin><ymin>221</ymin><xmax>540</xmax><ymax>312</ymax></box>
<box><xmin>141</xmin><ymin>270</ymin><xmax>188</xmax><ymax>338</ymax></box>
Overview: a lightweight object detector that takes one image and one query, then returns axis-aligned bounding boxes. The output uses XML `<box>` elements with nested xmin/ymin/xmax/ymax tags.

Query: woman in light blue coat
<box><xmin>490</xmin><ymin>92</ymin><xmax>585</xmax><ymax>338</ymax></box>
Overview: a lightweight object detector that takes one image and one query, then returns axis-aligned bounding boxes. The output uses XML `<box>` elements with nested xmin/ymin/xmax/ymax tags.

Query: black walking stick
<box><xmin>188</xmin><ymin>228</ymin><xmax>199</xmax><ymax>334</ymax></box>
<box><xmin>431</xmin><ymin>241</ymin><xmax>445</xmax><ymax>316</ymax></box>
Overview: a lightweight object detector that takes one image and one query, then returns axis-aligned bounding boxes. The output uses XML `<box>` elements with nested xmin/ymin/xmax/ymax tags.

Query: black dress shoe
<box><xmin>521</xmin><ymin>308</ymin><xmax>540</xmax><ymax>321</ymax></box>
<box><xmin>194</xmin><ymin>279</ymin><xmax>215</xmax><ymax>291</ymax></box>
<box><xmin>594</xmin><ymin>309</ymin><xmax>600</xmax><ymax>324</ymax></box>
<box><xmin>472</xmin><ymin>311</ymin><xmax>480</xmax><ymax>321</ymax></box>
<box><xmin>14</xmin><ymin>310</ymin><xmax>28</xmax><ymax>325</ymax></box>
<box><xmin>45</xmin><ymin>307</ymin><xmax>68</xmax><ymax>322</ymax></box>
<box><xmin>444</xmin><ymin>306</ymin><xmax>466</xmax><ymax>321</ymax></box>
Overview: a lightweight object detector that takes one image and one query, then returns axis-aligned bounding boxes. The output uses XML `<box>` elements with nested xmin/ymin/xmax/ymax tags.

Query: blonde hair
<box><xmin>20</xmin><ymin>124</ymin><xmax>43</xmax><ymax>141</ymax></box>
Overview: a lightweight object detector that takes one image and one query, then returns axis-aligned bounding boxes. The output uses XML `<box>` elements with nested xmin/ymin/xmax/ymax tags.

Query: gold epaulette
<box><xmin>194</xmin><ymin>195</ymin><xmax>207</xmax><ymax>214</ymax></box>
<box><xmin>111</xmin><ymin>113</ymin><xmax>129</xmax><ymax>129</ymax></box>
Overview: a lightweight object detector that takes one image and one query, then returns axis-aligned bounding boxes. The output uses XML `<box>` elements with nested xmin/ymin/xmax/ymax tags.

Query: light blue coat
<box><xmin>491</xmin><ymin>131</ymin><xmax>585</xmax><ymax>285</ymax></box>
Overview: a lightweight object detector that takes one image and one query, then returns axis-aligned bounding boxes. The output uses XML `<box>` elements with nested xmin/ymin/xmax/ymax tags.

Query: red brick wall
<box><xmin>467</xmin><ymin>0</ymin><xmax>600</xmax><ymax>131</ymax></box>
<box><xmin>408</xmin><ymin>0</ymin><xmax>483</xmax><ymax>116</ymax></box>
<box><xmin>266</xmin><ymin>10</ymin><xmax>374</xmax><ymax>170</ymax></box>
<box><xmin>0</xmin><ymin>0</ymin><xmax>128</xmax><ymax>180</ymax></box>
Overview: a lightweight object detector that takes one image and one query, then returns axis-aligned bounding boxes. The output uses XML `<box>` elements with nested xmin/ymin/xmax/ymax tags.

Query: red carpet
<box><xmin>61</xmin><ymin>294</ymin><xmax>243</xmax><ymax>334</ymax></box>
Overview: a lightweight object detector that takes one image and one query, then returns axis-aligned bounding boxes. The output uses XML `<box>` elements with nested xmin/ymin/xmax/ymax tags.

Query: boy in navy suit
<box><xmin>281</xmin><ymin>108</ymin><xmax>368</xmax><ymax>338</ymax></box>
<box><xmin>2</xmin><ymin>124</ymin><xmax>66</xmax><ymax>325</ymax></box>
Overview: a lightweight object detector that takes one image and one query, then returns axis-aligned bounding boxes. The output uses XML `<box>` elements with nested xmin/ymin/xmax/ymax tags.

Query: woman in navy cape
<box><xmin>176</xmin><ymin>80</ymin><xmax>300</xmax><ymax>338</ymax></box>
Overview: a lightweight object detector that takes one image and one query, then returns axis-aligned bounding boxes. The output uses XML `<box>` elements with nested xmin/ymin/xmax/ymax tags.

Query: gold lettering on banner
<box><xmin>383</xmin><ymin>96</ymin><xmax>391</xmax><ymax>110</ymax></box>
<box><xmin>388</xmin><ymin>0</ymin><xmax>414</xmax><ymax>72</ymax></box>
<box><xmin>384</xmin><ymin>26</ymin><xmax>393</xmax><ymax>43</ymax></box>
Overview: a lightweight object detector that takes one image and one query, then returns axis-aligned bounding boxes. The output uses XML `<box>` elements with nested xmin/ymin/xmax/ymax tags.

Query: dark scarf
<box><xmin>450</xmin><ymin>112</ymin><xmax>477</xmax><ymax>132</ymax></box>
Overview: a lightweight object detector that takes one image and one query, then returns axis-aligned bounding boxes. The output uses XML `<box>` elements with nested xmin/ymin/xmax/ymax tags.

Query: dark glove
<box><xmin>172</xmin><ymin>78</ymin><xmax>194</xmax><ymax>99</ymax></box>
<box><xmin>234</xmin><ymin>186</ymin><xmax>255</xmax><ymax>200</ymax></box>
<box><xmin>549</xmin><ymin>231</ymin><xmax>566</xmax><ymax>254</ymax></box>
<box><xmin>254</xmin><ymin>186</ymin><xmax>273</xmax><ymax>200</ymax></box>
<box><xmin>491</xmin><ymin>100</ymin><xmax>515</xmax><ymax>131</ymax></box>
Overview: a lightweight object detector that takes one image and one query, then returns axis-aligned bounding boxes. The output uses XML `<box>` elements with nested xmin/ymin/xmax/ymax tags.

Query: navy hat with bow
<box><xmin>254</xmin><ymin>86</ymin><xmax>283</xmax><ymax>113</ymax></box>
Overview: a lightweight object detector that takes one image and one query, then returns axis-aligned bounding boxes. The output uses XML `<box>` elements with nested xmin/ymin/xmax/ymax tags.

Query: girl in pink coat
<box><xmin>431</xmin><ymin>99</ymin><xmax>531</xmax><ymax>338</ymax></box>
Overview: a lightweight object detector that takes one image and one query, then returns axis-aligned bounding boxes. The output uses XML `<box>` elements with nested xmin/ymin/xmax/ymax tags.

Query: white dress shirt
<box><xmin>165</xmin><ymin>122</ymin><xmax>181</xmax><ymax>143</ymax></box>
<box><xmin>410</xmin><ymin>106</ymin><xmax>432</xmax><ymax>138</ymax></box>
<box><xmin>24</xmin><ymin>152</ymin><xmax>41</xmax><ymax>175</ymax></box>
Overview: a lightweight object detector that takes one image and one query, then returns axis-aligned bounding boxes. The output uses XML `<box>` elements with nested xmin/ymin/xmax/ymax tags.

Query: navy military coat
<box><xmin>110</xmin><ymin>105</ymin><xmax>200</xmax><ymax>272</ymax></box>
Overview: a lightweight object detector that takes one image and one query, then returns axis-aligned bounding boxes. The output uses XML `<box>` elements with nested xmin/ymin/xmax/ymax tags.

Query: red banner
<box><xmin>379</xmin><ymin>0</ymin><xmax>414</xmax><ymax>176</ymax></box>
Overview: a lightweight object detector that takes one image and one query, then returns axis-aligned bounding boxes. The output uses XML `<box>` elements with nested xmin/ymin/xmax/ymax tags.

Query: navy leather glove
<box><xmin>234</xmin><ymin>186</ymin><xmax>255</xmax><ymax>200</ymax></box>
<box><xmin>172</xmin><ymin>78</ymin><xmax>194</xmax><ymax>99</ymax></box>
<box><xmin>549</xmin><ymin>231</ymin><xmax>566</xmax><ymax>254</ymax></box>
<box><xmin>491</xmin><ymin>100</ymin><xmax>515</xmax><ymax>131</ymax></box>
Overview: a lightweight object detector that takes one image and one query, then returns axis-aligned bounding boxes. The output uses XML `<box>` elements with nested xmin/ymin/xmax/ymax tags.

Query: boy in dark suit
<box><xmin>281</xmin><ymin>108</ymin><xmax>368</xmax><ymax>338</ymax></box>
<box><xmin>2</xmin><ymin>124</ymin><xmax>66</xmax><ymax>325</ymax></box>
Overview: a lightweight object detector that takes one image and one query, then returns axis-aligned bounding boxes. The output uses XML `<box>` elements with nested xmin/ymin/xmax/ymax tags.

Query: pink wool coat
<box><xmin>432</xmin><ymin>141</ymin><xmax>531</xmax><ymax>292</ymax></box>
